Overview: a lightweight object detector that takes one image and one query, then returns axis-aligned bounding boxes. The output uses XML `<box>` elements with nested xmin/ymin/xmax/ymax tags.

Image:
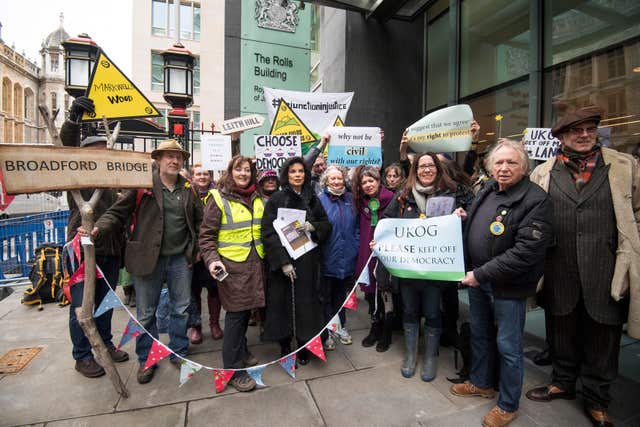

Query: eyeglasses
<box><xmin>567</xmin><ymin>126</ymin><xmax>597</xmax><ymax>136</ymax></box>
<box><xmin>418</xmin><ymin>164</ymin><xmax>437</xmax><ymax>171</ymax></box>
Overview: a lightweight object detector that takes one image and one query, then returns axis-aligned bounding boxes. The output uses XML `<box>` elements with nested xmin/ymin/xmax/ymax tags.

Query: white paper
<box><xmin>200</xmin><ymin>134</ymin><xmax>232</xmax><ymax>171</ymax></box>
<box><xmin>274</xmin><ymin>208</ymin><xmax>317</xmax><ymax>260</ymax></box>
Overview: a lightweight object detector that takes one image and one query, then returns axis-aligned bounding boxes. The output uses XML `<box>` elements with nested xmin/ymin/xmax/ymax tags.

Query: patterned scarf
<box><xmin>556</xmin><ymin>144</ymin><xmax>601</xmax><ymax>192</ymax></box>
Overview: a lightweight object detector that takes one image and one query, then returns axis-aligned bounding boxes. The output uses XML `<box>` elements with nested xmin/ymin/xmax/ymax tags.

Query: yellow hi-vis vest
<box><xmin>209</xmin><ymin>189</ymin><xmax>265</xmax><ymax>261</ymax></box>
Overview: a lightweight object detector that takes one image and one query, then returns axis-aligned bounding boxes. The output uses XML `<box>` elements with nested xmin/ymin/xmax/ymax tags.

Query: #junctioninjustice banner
<box><xmin>326</xmin><ymin>126</ymin><xmax>382</xmax><ymax>167</ymax></box>
<box><xmin>372</xmin><ymin>215</ymin><xmax>465</xmax><ymax>281</ymax></box>
<box><xmin>406</xmin><ymin>104</ymin><xmax>473</xmax><ymax>153</ymax></box>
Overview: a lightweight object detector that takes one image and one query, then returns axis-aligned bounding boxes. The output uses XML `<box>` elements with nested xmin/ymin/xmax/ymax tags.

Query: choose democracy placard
<box><xmin>372</xmin><ymin>215</ymin><xmax>465</xmax><ymax>281</ymax></box>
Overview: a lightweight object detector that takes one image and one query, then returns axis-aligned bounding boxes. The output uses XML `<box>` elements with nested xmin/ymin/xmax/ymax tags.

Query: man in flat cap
<box><xmin>527</xmin><ymin>107</ymin><xmax>640</xmax><ymax>426</ymax></box>
<box><xmin>83</xmin><ymin>139</ymin><xmax>203</xmax><ymax>384</ymax></box>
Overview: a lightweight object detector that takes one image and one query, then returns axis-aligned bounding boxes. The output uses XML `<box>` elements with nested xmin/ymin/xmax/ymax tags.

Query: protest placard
<box><xmin>406</xmin><ymin>105</ymin><xmax>473</xmax><ymax>153</ymax></box>
<box><xmin>0</xmin><ymin>145</ymin><xmax>153</xmax><ymax>194</ymax></box>
<box><xmin>523</xmin><ymin>128</ymin><xmax>560</xmax><ymax>160</ymax></box>
<box><xmin>200</xmin><ymin>134</ymin><xmax>232</xmax><ymax>171</ymax></box>
<box><xmin>220</xmin><ymin>114</ymin><xmax>265</xmax><ymax>135</ymax></box>
<box><xmin>254</xmin><ymin>135</ymin><xmax>301</xmax><ymax>172</ymax></box>
<box><xmin>326</xmin><ymin>127</ymin><xmax>382</xmax><ymax>167</ymax></box>
<box><xmin>373</xmin><ymin>215</ymin><xmax>465</xmax><ymax>281</ymax></box>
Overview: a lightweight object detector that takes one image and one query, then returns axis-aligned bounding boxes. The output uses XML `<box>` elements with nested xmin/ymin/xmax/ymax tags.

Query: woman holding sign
<box><xmin>261</xmin><ymin>157</ymin><xmax>332</xmax><ymax>366</ymax></box>
<box><xmin>384</xmin><ymin>152</ymin><xmax>471</xmax><ymax>382</ymax></box>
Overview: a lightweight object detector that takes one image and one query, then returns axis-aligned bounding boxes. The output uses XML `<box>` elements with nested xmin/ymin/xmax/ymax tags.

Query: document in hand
<box><xmin>273</xmin><ymin>208</ymin><xmax>318</xmax><ymax>260</ymax></box>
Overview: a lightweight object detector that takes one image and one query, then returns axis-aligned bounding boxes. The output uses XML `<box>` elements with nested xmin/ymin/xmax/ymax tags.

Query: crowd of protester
<box><xmin>66</xmin><ymin>96</ymin><xmax>639</xmax><ymax>427</ymax></box>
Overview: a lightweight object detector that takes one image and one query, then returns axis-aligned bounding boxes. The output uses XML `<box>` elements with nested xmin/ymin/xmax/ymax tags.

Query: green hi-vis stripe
<box><xmin>386</xmin><ymin>268</ymin><xmax>464</xmax><ymax>281</ymax></box>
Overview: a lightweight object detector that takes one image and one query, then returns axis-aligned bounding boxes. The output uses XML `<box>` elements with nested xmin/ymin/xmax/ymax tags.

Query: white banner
<box><xmin>524</xmin><ymin>128</ymin><xmax>560</xmax><ymax>161</ymax></box>
<box><xmin>263</xmin><ymin>87</ymin><xmax>354</xmax><ymax>142</ymax></box>
<box><xmin>372</xmin><ymin>215</ymin><xmax>465</xmax><ymax>281</ymax></box>
<box><xmin>406</xmin><ymin>104</ymin><xmax>473</xmax><ymax>153</ymax></box>
<box><xmin>254</xmin><ymin>135</ymin><xmax>301</xmax><ymax>172</ymax></box>
<box><xmin>200</xmin><ymin>134</ymin><xmax>232</xmax><ymax>171</ymax></box>
<box><xmin>326</xmin><ymin>127</ymin><xmax>382</xmax><ymax>167</ymax></box>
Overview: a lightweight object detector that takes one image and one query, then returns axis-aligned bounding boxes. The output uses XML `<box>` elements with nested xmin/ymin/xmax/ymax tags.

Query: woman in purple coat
<box><xmin>352</xmin><ymin>166</ymin><xmax>396</xmax><ymax>351</ymax></box>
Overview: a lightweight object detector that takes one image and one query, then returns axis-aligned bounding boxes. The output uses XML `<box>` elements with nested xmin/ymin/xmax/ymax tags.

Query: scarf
<box><xmin>557</xmin><ymin>144</ymin><xmax>600</xmax><ymax>192</ymax></box>
<box><xmin>327</xmin><ymin>186</ymin><xmax>346</xmax><ymax>197</ymax></box>
<box><xmin>233</xmin><ymin>183</ymin><xmax>256</xmax><ymax>204</ymax></box>
<box><xmin>411</xmin><ymin>182</ymin><xmax>437</xmax><ymax>214</ymax></box>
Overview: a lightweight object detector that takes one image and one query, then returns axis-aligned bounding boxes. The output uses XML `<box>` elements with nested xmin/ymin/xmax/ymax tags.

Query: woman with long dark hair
<box><xmin>261</xmin><ymin>157</ymin><xmax>332</xmax><ymax>365</ymax></box>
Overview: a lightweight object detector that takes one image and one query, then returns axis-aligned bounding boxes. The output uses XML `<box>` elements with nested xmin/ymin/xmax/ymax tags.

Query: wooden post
<box><xmin>39</xmin><ymin>105</ymin><xmax>129</xmax><ymax>397</ymax></box>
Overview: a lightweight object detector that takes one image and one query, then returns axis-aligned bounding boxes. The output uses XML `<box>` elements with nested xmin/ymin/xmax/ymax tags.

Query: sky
<box><xmin>0</xmin><ymin>0</ymin><xmax>133</xmax><ymax>74</ymax></box>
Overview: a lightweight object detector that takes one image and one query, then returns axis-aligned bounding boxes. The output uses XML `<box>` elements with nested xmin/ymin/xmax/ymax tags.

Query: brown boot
<box><xmin>482</xmin><ymin>405</ymin><xmax>517</xmax><ymax>427</ymax></box>
<box><xmin>450</xmin><ymin>381</ymin><xmax>496</xmax><ymax>399</ymax></box>
<box><xmin>75</xmin><ymin>358</ymin><xmax>105</xmax><ymax>378</ymax></box>
<box><xmin>208</xmin><ymin>294</ymin><xmax>223</xmax><ymax>340</ymax></box>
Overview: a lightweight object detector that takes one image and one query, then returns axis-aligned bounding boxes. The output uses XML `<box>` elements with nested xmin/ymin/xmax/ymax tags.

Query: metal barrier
<box><xmin>0</xmin><ymin>210</ymin><xmax>69</xmax><ymax>279</ymax></box>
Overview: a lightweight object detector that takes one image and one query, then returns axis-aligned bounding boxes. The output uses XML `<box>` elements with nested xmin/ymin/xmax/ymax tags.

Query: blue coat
<box><xmin>319</xmin><ymin>189</ymin><xmax>359</xmax><ymax>279</ymax></box>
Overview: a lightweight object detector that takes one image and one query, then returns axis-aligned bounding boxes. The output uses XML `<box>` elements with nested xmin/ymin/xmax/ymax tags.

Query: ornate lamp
<box><xmin>61</xmin><ymin>33</ymin><xmax>99</xmax><ymax>98</ymax></box>
<box><xmin>162</xmin><ymin>42</ymin><xmax>194</xmax><ymax>158</ymax></box>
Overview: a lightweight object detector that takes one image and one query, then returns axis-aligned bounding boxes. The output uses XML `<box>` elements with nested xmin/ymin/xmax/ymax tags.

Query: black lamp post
<box><xmin>162</xmin><ymin>42</ymin><xmax>194</xmax><ymax>160</ymax></box>
<box><xmin>61</xmin><ymin>33</ymin><xmax>99</xmax><ymax>98</ymax></box>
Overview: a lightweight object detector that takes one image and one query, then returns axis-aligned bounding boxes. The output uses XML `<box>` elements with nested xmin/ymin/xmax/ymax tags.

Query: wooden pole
<box><xmin>39</xmin><ymin>105</ymin><xmax>129</xmax><ymax>397</ymax></box>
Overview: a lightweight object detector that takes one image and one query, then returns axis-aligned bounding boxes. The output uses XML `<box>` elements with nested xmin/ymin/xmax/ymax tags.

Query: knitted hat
<box><xmin>258</xmin><ymin>169</ymin><xmax>279</xmax><ymax>184</ymax></box>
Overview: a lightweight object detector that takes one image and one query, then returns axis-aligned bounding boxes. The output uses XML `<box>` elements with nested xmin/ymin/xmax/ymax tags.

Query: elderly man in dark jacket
<box><xmin>86</xmin><ymin>139</ymin><xmax>203</xmax><ymax>385</ymax></box>
<box><xmin>450</xmin><ymin>140</ymin><xmax>553</xmax><ymax>427</ymax></box>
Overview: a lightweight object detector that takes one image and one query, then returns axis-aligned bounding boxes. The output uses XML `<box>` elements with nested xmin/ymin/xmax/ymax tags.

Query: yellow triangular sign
<box><xmin>333</xmin><ymin>116</ymin><xmax>345</xmax><ymax>127</ymax></box>
<box><xmin>82</xmin><ymin>51</ymin><xmax>161</xmax><ymax>121</ymax></box>
<box><xmin>269</xmin><ymin>99</ymin><xmax>316</xmax><ymax>144</ymax></box>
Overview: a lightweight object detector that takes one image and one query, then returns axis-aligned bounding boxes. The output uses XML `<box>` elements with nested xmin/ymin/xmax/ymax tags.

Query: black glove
<box><xmin>68</xmin><ymin>96</ymin><xmax>95</xmax><ymax>123</ymax></box>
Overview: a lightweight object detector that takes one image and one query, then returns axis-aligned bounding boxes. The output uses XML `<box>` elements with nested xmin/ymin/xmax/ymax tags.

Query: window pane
<box><xmin>152</xmin><ymin>0</ymin><xmax>167</xmax><ymax>36</ymax></box>
<box><xmin>193</xmin><ymin>57</ymin><xmax>200</xmax><ymax>95</ymax></box>
<box><xmin>151</xmin><ymin>53</ymin><xmax>164</xmax><ymax>92</ymax></box>
<box><xmin>543</xmin><ymin>40</ymin><xmax>640</xmax><ymax>151</ymax></box>
<box><xmin>169</xmin><ymin>0</ymin><xmax>176</xmax><ymax>39</ymax></box>
<box><xmin>544</xmin><ymin>0</ymin><xmax>640</xmax><ymax>67</ymax></box>
<box><xmin>180</xmin><ymin>3</ymin><xmax>193</xmax><ymax>40</ymax></box>
<box><xmin>194</xmin><ymin>4</ymin><xmax>200</xmax><ymax>41</ymax></box>
<box><xmin>460</xmin><ymin>0</ymin><xmax>529</xmax><ymax>97</ymax></box>
<box><xmin>426</xmin><ymin>11</ymin><xmax>449</xmax><ymax>110</ymax></box>
<box><xmin>465</xmin><ymin>79</ymin><xmax>530</xmax><ymax>149</ymax></box>
<box><xmin>192</xmin><ymin>111</ymin><xmax>201</xmax><ymax>141</ymax></box>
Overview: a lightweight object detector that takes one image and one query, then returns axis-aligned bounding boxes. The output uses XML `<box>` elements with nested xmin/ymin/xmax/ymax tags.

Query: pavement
<box><xmin>1</xmin><ymin>287</ymin><xmax>639</xmax><ymax>427</ymax></box>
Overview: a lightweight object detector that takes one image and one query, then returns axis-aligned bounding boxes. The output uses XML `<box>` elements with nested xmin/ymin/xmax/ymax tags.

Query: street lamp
<box><xmin>162</xmin><ymin>42</ymin><xmax>194</xmax><ymax>160</ymax></box>
<box><xmin>61</xmin><ymin>33</ymin><xmax>99</xmax><ymax>98</ymax></box>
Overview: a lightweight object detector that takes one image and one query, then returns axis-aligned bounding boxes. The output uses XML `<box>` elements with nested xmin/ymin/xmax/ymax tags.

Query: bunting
<box><xmin>356</xmin><ymin>262</ymin><xmax>370</xmax><ymax>286</ymax></box>
<box><xmin>179</xmin><ymin>360</ymin><xmax>203</xmax><ymax>387</ymax></box>
<box><xmin>344</xmin><ymin>290</ymin><xmax>358</xmax><ymax>311</ymax></box>
<box><xmin>213</xmin><ymin>369</ymin><xmax>235</xmax><ymax>393</ymax></box>
<box><xmin>328</xmin><ymin>314</ymin><xmax>342</xmax><ymax>333</ymax></box>
<box><xmin>305</xmin><ymin>335</ymin><xmax>326</xmax><ymax>362</ymax></box>
<box><xmin>93</xmin><ymin>289</ymin><xmax>121</xmax><ymax>318</ymax></box>
<box><xmin>246</xmin><ymin>366</ymin><xmax>266</xmax><ymax>387</ymax></box>
<box><xmin>143</xmin><ymin>340</ymin><xmax>172</xmax><ymax>370</ymax></box>
<box><xmin>278</xmin><ymin>354</ymin><xmax>296</xmax><ymax>378</ymax></box>
<box><xmin>117</xmin><ymin>318</ymin><xmax>144</xmax><ymax>350</ymax></box>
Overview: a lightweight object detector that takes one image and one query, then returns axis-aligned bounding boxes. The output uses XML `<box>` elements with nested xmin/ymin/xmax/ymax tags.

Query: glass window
<box><xmin>543</xmin><ymin>40</ymin><xmax>640</xmax><ymax>152</ymax></box>
<box><xmin>544</xmin><ymin>0</ymin><xmax>640</xmax><ymax>67</ymax></box>
<box><xmin>191</xmin><ymin>111</ymin><xmax>200</xmax><ymax>142</ymax></box>
<box><xmin>460</xmin><ymin>0</ymin><xmax>530</xmax><ymax>97</ymax></box>
<box><xmin>169</xmin><ymin>1</ymin><xmax>176</xmax><ymax>38</ymax></box>
<box><xmin>50</xmin><ymin>53</ymin><xmax>59</xmax><ymax>72</ymax></box>
<box><xmin>51</xmin><ymin>92</ymin><xmax>57</xmax><ymax>115</ymax></box>
<box><xmin>464</xmin><ymin>79</ymin><xmax>530</xmax><ymax>149</ymax></box>
<box><xmin>426</xmin><ymin>10</ymin><xmax>449</xmax><ymax>111</ymax></box>
<box><xmin>193</xmin><ymin>56</ymin><xmax>200</xmax><ymax>95</ymax></box>
<box><xmin>193</xmin><ymin>4</ymin><xmax>200</xmax><ymax>41</ymax></box>
<box><xmin>180</xmin><ymin>3</ymin><xmax>193</xmax><ymax>39</ymax></box>
<box><xmin>151</xmin><ymin>53</ymin><xmax>164</xmax><ymax>92</ymax></box>
<box><xmin>152</xmin><ymin>0</ymin><xmax>167</xmax><ymax>36</ymax></box>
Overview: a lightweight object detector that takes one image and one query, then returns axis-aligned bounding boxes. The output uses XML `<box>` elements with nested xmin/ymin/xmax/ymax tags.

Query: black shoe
<box><xmin>108</xmin><ymin>347</ymin><xmax>129</xmax><ymax>363</ymax></box>
<box><xmin>533</xmin><ymin>348</ymin><xmax>552</xmax><ymax>366</ymax></box>
<box><xmin>137</xmin><ymin>364</ymin><xmax>157</xmax><ymax>384</ymax></box>
<box><xmin>362</xmin><ymin>321</ymin><xmax>382</xmax><ymax>347</ymax></box>
<box><xmin>526</xmin><ymin>385</ymin><xmax>576</xmax><ymax>402</ymax></box>
<box><xmin>75</xmin><ymin>358</ymin><xmax>105</xmax><ymax>378</ymax></box>
<box><xmin>376</xmin><ymin>314</ymin><xmax>393</xmax><ymax>352</ymax></box>
<box><xmin>297</xmin><ymin>349</ymin><xmax>310</xmax><ymax>366</ymax></box>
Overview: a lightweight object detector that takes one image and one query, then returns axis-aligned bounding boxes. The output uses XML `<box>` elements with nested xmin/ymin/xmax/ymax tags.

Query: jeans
<box><xmin>469</xmin><ymin>282</ymin><xmax>526</xmax><ymax>413</ymax></box>
<box><xmin>400</xmin><ymin>279</ymin><xmax>442</xmax><ymax>328</ymax></box>
<box><xmin>69</xmin><ymin>255</ymin><xmax>121</xmax><ymax>361</ymax></box>
<box><xmin>134</xmin><ymin>254</ymin><xmax>192</xmax><ymax>363</ymax></box>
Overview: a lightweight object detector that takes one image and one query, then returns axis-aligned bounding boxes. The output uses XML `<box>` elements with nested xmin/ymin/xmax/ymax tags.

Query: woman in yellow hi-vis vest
<box><xmin>199</xmin><ymin>155</ymin><xmax>265</xmax><ymax>393</ymax></box>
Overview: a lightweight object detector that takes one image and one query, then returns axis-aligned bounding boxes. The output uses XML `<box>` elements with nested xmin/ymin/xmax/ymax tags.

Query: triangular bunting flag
<box><xmin>246</xmin><ymin>366</ymin><xmax>266</xmax><ymax>387</ymax></box>
<box><xmin>278</xmin><ymin>354</ymin><xmax>296</xmax><ymax>378</ymax></box>
<box><xmin>117</xmin><ymin>318</ymin><xmax>144</xmax><ymax>350</ymax></box>
<box><xmin>93</xmin><ymin>289</ymin><xmax>121</xmax><ymax>318</ymax></box>
<box><xmin>328</xmin><ymin>314</ymin><xmax>342</xmax><ymax>333</ymax></box>
<box><xmin>67</xmin><ymin>262</ymin><xmax>105</xmax><ymax>287</ymax></box>
<box><xmin>356</xmin><ymin>263</ymin><xmax>370</xmax><ymax>286</ymax></box>
<box><xmin>71</xmin><ymin>234</ymin><xmax>82</xmax><ymax>265</ymax></box>
<box><xmin>82</xmin><ymin>51</ymin><xmax>161</xmax><ymax>121</ymax></box>
<box><xmin>305</xmin><ymin>335</ymin><xmax>326</xmax><ymax>362</ymax></box>
<box><xmin>213</xmin><ymin>369</ymin><xmax>235</xmax><ymax>393</ymax></box>
<box><xmin>269</xmin><ymin>99</ymin><xmax>316</xmax><ymax>144</ymax></box>
<box><xmin>143</xmin><ymin>340</ymin><xmax>171</xmax><ymax>370</ymax></box>
<box><xmin>344</xmin><ymin>290</ymin><xmax>358</xmax><ymax>311</ymax></box>
<box><xmin>179</xmin><ymin>360</ymin><xmax>203</xmax><ymax>387</ymax></box>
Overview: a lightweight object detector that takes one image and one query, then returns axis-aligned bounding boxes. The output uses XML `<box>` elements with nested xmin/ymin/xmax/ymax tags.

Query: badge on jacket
<box><xmin>490</xmin><ymin>221</ymin><xmax>505</xmax><ymax>236</ymax></box>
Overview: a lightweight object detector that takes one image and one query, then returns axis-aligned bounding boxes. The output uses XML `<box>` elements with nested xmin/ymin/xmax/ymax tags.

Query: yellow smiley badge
<box><xmin>490</xmin><ymin>221</ymin><xmax>505</xmax><ymax>236</ymax></box>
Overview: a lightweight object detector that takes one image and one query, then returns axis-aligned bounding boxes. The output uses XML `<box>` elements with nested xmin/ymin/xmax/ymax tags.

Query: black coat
<box><xmin>261</xmin><ymin>184</ymin><xmax>332</xmax><ymax>343</ymax></box>
<box><xmin>464</xmin><ymin>177</ymin><xmax>553</xmax><ymax>299</ymax></box>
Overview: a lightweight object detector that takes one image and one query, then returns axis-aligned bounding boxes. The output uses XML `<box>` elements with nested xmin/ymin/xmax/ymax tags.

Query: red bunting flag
<box><xmin>63</xmin><ymin>262</ymin><xmax>106</xmax><ymax>302</ymax></box>
<box><xmin>213</xmin><ymin>369</ymin><xmax>235</xmax><ymax>393</ymax></box>
<box><xmin>143</xmin><ymin>340</ymin><xmax>171</xmax><ymax>370</ymax></box>
<box><xmin>344</xmin><ymin>290</ymin><xmax>358</xmax><ymax>310</ymax></box>
<box><xmin>305</xmin><ymin>335</ymin><xmax>326</xmax><ymax>362</ymax></box>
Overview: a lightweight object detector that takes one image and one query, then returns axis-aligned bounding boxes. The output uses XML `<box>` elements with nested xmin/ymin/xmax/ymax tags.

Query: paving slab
<box><xmin>420</xmin><ymin>401</ymin><xmax>540</xmax><ymax>427</ymax></box>
<box><xmin>338</xmin><ymin>328</ymin><xmax>404</xmax><ymax>369</ymax></box>
<box><xmin>308</xmin><ymin>364</ymin><xmax>458</xmax><ymax>427</ymax></box>
<box><xmin>46</xmin><ymin>403</ymin><xmax>186</xmax><ymax>427</ymax></box>
<box><xmin>187</xmin><ymin>381</ymin><xmax>324</xmax><ymax>427</ymax></box>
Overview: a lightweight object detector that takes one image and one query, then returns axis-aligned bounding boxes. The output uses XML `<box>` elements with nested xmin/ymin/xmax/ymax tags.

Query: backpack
<box><xmin>22</xmin><ymin>243</ymin><xmax>69</xmax><ymax>310</ymax></box>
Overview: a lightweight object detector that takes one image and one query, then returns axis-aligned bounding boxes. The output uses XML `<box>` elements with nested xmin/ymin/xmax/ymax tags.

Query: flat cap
<box><xmin>551</xmin><ymin>106</ymin><xmax>602</xmax><ymax>138</ymax></box>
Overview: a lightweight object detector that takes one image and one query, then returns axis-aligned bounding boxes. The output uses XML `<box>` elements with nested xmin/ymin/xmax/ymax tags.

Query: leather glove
<box><xmin>282</xmin><ymin>264</ymin><xmax>297</xmax><ymax>281</ymax></box>
<box><xmin>296</xmin><ymin>221</ymin><xmax>315</xmax><ymax>233</ymax></box>
<box><xmin>69</xmin><ymin>96</ymin><xmax>95</xmax><ymax>123</ymax></box>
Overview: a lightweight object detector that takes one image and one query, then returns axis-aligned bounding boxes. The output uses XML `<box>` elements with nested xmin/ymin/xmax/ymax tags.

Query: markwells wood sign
<box><xmin>0</xmin><ymin>145</ymin><xmax>153</xmax><ymax>194</ymax></box>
